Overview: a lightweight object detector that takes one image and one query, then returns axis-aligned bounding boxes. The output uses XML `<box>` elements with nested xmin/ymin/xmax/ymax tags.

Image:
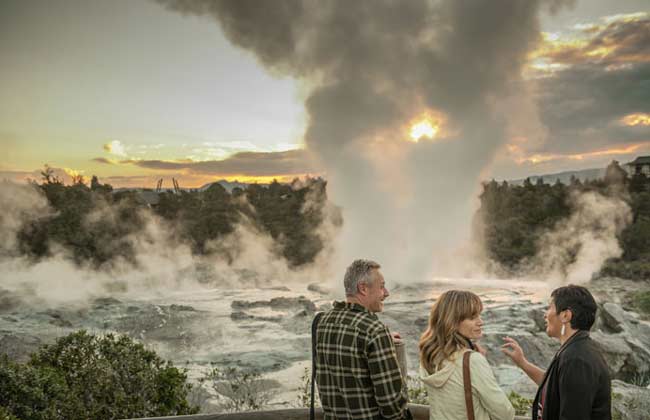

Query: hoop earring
<box><xmin>560</xmin><ymin>323</ymin><xmax>566</xmax><ymax>336</ymax></box>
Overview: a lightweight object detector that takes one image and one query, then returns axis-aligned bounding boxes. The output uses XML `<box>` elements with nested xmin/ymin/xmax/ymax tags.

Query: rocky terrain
<box><xmin>1</xmin><ymin>276</ymin><xmax>649</xmax><ymax>418</ymax></box>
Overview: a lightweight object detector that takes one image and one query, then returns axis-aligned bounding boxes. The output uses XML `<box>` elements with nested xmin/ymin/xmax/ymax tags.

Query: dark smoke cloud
<box><xmin>156</xmin><ymin>0</ymin><xmax>575</xmax><ymax>281</ymax></box>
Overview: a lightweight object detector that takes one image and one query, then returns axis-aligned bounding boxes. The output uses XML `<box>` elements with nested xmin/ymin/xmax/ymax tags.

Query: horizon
<box><xmin>1</xmin><ymin>1</ymin><xmax>649</xmax><ymax>188</ymax></box>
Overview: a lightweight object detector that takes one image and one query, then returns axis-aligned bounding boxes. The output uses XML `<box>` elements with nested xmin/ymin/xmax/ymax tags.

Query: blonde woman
<box><xmin>419</xmin><ymin>290</ymin><xmax>514</xmax><ymax>420</ymax></box>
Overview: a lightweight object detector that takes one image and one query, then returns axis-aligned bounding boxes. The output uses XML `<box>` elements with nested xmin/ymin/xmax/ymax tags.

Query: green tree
<box><xmin>0</xmin><ymin>331</ymin><xmax>197</xmax><ymax>420</ymax></box>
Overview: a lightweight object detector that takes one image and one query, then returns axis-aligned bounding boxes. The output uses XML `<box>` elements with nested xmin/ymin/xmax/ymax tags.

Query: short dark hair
<box><xmin>551</xmin><ymin>285</ymin><xmax>598</xmax><ymax>331</ymax></box>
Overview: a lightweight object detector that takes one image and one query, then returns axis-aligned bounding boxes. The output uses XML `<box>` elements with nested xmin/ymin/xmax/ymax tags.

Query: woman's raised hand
<box><xmin>500</xmin><ymin>336</ymin><xmax>526</xmax><ymax>367</ymax></box>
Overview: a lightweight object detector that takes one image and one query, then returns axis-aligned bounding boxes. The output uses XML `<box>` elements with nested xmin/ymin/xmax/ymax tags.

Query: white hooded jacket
<box><xmin>419</xmin><ymin>350</ymin><xmax>515</xmax><ymax>420</ymax></box>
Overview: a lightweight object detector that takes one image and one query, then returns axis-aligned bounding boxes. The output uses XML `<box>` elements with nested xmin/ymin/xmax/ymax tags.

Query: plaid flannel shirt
<box><xmin>315</xmin><ymin>301</ymin><xmax>409</xmax><ymax>420</ymax></box>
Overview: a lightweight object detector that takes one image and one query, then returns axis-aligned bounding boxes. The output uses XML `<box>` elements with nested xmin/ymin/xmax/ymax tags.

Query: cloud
<box><xmin>157</xmin><ymin>0</ymin><xmax>576</xmax><ymax>282</ymax></box>
<box><xmin>495</xmin><ymin>13</ymin><xmax>650</xmax><ymax>176</ymax></box>
<box><xmin>533</xmin><ymin>61</ymin><xmax>650</xmax><ymax>155</ymax></box>
<box><xmin>507</xmin><ymin>141</ymin><xmax>650</xmax><ymax>165</ymax></box>
<box><xmin>92</xmin><ymin>157</ymin><xmax>115</xmax><ymax>165</ymax></box>
<box><xmin>126</xmin><ymin>149</ymin><xmax>318</xmax><ymax>177</ymax></box>
<box><xmin>0</xmin><ymin>167</ymin><xmax>74</xmax><ymax>185</ymax></box>
<box><xmin>532</xmin><ymin>13</ymin><xmax>649</xmax><ymax>67</ymax></box>
<box><xmin>103</xmin><ymin>140</ymin><xmax>127</xmax><ymax>157</ymax></box>
<box><xmin>620</xmin><ymin>113</ymin><xmax>650</xmax><ymax>127</ymax></box>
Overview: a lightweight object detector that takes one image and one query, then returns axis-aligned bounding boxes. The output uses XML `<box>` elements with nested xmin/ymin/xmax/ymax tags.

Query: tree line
<box><xmin>477</xmin><ymin>161</ymin><xmax>650</xmax><ymax>280</ymax></box>
<box><xmin>15</xmin><ymin>167</ymin><xmax>338</xmax><ymax>269</ymax></box>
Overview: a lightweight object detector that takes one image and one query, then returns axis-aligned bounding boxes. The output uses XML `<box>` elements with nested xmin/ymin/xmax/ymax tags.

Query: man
<box><xmin>501</xmin><ymin>285</ymin><xmax>611</xmax><ymax>420</ymax></box>
<box><xmin>315</xmin><ymin>259</ymin><xmax>410</xmax><ymax>420</ymax></box>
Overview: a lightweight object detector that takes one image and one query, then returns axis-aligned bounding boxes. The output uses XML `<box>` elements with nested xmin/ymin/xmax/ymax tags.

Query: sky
<box><xmin>1</xmin><ymin>0</ymin><xmax>649</xmax><ymax>189</ymax></box>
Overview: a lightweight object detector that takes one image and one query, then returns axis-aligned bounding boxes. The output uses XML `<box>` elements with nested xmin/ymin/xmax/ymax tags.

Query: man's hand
<box><xmin>501</xmin><ymin>336</ymin><xmax>526</xmax><ymax>367</ymax></box>
<box><xmin>391</xmin><ymin>332</ymin><xmax>403</xmax><ymax>345</ymax></box>
<box><xmin>474</xmin><ymin>342</ymin><xmax>487</xmax><ymax>357</ymax></box>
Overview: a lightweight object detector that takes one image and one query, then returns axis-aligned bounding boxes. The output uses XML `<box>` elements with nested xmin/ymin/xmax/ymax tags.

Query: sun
<box><xmin>409</xmin><ymin>119</ymin><xmax>438</xmax><ymax>142</ymax></box>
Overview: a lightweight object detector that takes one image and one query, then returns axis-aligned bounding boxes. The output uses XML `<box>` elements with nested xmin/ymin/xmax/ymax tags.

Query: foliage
<box><xmin>477</xmin><ymin>163</ymin><xmax>650</xmax><ymax>280</ymax></box>
<box><xmin>507</xmin><ymin>391</ymin><xmax>533</xmax><ymax>416</ymax></box>
<box><xmin>0</xmin><ymin>356</ymin><xmax>71</xmax><ymax>420</ymax></box>
<box><xmin>294</xmin><ymin>367</ymin><xmax>315</xmax><ymax>408</ymax></box>
<box><xmin>406</xmin><ymin>375</ymin><xmax>428</xmax><ymax>405</ymax></box>
<box><xmin>632</xmin><ymin>291</ymin><xmax>650</xmax><ymax>315</ymax></box>
<box><xmin>629</xmin><ymin>371</ymin><xmax>650</xmax><ymax>387</ymax></box>
<box><xmin>16</xmin><ymin>171</ymin><xmax>334</xmax><ymax>268</ymax></box>
<box><xmin>0</xmin><ymin>407</ymin><xmax>19</xmax><ymax>420</ymax></box>
<box><xmin>0</xmin><ymin>331</ymin><xmax>197</xmax><ymax>420</ymax></box>
<box><xmin>199</xmin><ymin>365</ymin><xmax>276</xmax><ymax>412</ymax></box>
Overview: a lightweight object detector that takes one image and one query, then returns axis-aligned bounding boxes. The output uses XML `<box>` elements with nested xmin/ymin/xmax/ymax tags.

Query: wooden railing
<box><xmin>126</xmin><ymin>404</ymin><xmax>529</xmax><ymax>420</ymax></box>
<box><xmin>129</xmin><ymin>342</ymin><xmax>529</xmax><ymax>419</ymax></box>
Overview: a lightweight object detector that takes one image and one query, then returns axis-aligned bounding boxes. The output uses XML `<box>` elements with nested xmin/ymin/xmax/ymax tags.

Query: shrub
<box><xmin>632</xmin><ymin>291</ymin><xmax>650</xmax><ymax>315</ymax></box>
<box><xmin>0</xmin><ymin>330</ymin><xmax>197</xmax><ymax>420</ymax></box>
<box><xmin>407</xmin><ymin>375</ymin><xmax>428</xmax><ymax>405</ymax></box>
<box><xmin>199</xmin><ymin>365</ymin><xmax>277</xmax><ymax>412</ymax></box>
<box><xmin>294</xmin><ymin>367</ymin><xmax>314</xmax><ymax>408</ymax></box>
<box><xmin>0</xmin><ymin>357</ymin><xmax>71</xmax><ymax>420</ymax></box>
<box><xmin>507</xmin><ymin>391</ymin><xmax>533</xmax><ymax>416</ymax></box>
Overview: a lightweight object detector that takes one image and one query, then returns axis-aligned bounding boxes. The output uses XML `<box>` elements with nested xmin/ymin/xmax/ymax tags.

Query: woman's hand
<box><xmin>501</xmin><ymin>336</ymin><xmax>546</xmax><ymax>385</ymax></box>
<box><xmin>391</xmin><ymin>331</ymin><xmax>403</xmax><ymax>345</ymax></box>
<box><xmin>500</xmin><ymin>336</ymin><xmax>526</xmax><ymax>367</ymax></box>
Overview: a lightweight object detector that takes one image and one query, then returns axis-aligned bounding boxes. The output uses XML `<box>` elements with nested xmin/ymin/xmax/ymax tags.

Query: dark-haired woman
<box><xmin>501</xmin><ymin>285</ymin><xmax>611</xmax><ymax>420</ymax></box>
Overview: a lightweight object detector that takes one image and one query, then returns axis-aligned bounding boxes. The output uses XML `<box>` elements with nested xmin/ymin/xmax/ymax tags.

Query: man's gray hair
<box><xmin>344</xmin><ymin>259</ymin><xmax>381</xmax><ymax>296</ymax></box>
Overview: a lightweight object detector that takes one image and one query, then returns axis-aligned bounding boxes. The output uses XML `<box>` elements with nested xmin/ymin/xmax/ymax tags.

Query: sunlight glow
<box><xmin>621</xmin><ymin>113</ymin><xmax>650</xmax><ymax>127</ymax></box>
<box><xmin>513</xmin><ymin>144</ymin><xmax>645</xmax><ymax>164</ymax></box>
<box><xmin>409</xmin><ymin>119</ymin><xmax>439</xmax><ymax>142</ymax></box>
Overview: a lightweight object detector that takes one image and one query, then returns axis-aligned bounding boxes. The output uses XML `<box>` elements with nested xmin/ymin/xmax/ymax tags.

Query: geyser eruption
<box><xmin>156</xmin><ymin>0</ymin><xmax>576</xmax><ymax>283</ymax></box>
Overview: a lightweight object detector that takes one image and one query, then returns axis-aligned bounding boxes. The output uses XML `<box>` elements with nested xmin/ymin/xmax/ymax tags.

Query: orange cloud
<box><xmin>620</xmin><ymin>113</ymin><xmax>650</xmax><ymax>127</ymax></box>
<box><xmin>511</xmin><ymin>143</ymin><xmax>648</xmax><ymax>165</ymax></box>
<box><xmin>527</xmin><ymin>13</ymin><xmax>650</xmax><ymax>75</ymax></box>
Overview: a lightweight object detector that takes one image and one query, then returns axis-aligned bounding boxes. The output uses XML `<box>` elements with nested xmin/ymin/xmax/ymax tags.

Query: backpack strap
<box><xmin>463</xmin><ymin>351</ymin><xmax>476</xmax><ymax>420</ymax></box>
<box><xmin>310</xmin><ymin>312</ymin><xmax>324</xmax><ymax>420</ymax></box>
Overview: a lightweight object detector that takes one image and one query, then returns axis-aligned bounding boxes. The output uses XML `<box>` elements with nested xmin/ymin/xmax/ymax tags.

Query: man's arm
<box><xmin>367</xmin><ymin>327</ymin><xmax>409</xmax><ymax>420</ymax></box>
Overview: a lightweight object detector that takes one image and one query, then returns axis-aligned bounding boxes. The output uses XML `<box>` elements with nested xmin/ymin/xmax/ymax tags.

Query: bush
<box><xmin>0</xmin><ymin>406</ymin><xmax>19</xmax><ymax>420</ymax></box>
<box><xmin>0</xmin><ymin>357</ymin><xmax>71</xmax><ymax>420</ymax></box>
<box><xmin>632</xmin><ymin>291</ymin><xmax>650</xmax><ymax>315</ymax></box>
<box><xmin>507</xmin><ymin>391</ymin><xmax>533</xmax><ymax>416</ymax></box>
<box><xmin>199</xmin><ymin>365</ymin><xmax>277</xmax><ymax>412</ymax></box>
<box><xmin>0</xmin><ymin>330</ymin><xmax>197</xmax><ymax>419</ymax></box>
<box><xmin>294</xmin><ymin>367</ymin><xmax>314</xmax><ymax>408</ymax></box>
<box><xmin>407</xmin><ymin>375</ymin><xmax>428</xmax><ymax>405</ymax></box>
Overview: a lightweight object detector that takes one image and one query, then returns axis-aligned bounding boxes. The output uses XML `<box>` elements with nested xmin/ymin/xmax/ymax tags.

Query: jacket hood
<box><xmin>419</xmin><ymin>357</ymin><xmax>456</xmax><ymax>388</ymax></box>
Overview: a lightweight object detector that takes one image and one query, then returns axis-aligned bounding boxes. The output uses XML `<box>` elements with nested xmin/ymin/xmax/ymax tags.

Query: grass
<box><xmin>632</xmin><ymin>290</ymin><xmax>650</xmax><ymax>315</ymax></box>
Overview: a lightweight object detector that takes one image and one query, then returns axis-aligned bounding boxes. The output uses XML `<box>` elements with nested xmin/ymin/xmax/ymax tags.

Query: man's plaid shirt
<box><xmin>315</xmin><ymin>301</ymin><xmax>409</xmax><ymax>420</ymax></box>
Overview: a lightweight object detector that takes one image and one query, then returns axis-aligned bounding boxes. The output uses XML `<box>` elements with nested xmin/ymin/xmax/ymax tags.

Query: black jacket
<box><xmin>532</xmin><ymin>331</ymin><xmax>611</xmax><ymax>420</ymax></box>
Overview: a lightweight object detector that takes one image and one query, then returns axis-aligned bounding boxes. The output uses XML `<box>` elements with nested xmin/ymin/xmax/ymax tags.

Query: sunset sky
<box><xmin>1</xmin><ymin>0</ymin><xmax>649</xmax><ymax>188</ymax></box>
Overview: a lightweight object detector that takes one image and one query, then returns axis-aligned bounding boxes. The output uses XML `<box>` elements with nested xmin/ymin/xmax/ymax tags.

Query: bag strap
<box><xmin>463</xmin><ymin>351</ymin><xmax>476</xmax><ymax>420</ymax></box>
<box><xmin>310</xmin><ymin>312</ymin><xmax>324</xmax><ymax>420</ymax></box>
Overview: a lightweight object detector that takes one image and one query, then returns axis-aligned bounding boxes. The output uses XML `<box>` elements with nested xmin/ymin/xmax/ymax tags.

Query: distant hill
<box><xmin>507</xmin><ymin>167</ymin><xmax>605</xmax><ymax>185</ymax></box>
<box><xmin>198</xmin><ymin>180</ymin><xmax>260</xmax><ymax>192</ymax></box>
<box><xmin>112</xmin><ymin>180</ymin><xmax>260</xmax><ymax>194</ymax></box>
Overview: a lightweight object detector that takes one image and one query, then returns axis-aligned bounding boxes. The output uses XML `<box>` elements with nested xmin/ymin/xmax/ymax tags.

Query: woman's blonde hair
<box><xmin>419</xmin><ymin>290</ymin><xmax>483</xmax><ymax>374</ymax></box>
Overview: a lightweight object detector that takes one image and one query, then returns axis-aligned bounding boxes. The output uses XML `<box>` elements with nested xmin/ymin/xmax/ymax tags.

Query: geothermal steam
<box><xmin>156</xmin><ymin>0</ymin><xmax>576</xmax><ymax>282</ymax></box>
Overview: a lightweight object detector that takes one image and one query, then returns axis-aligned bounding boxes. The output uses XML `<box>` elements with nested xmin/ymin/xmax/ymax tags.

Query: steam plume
<box><xmin>532</xmin><ymin>191</ymin><xmax>632</xmax><ymax>284</ymax></box>
<box><xmin>157</xmin><ymin>0</ymin><xmax>575</xmax><ymax>282</ymax></box>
